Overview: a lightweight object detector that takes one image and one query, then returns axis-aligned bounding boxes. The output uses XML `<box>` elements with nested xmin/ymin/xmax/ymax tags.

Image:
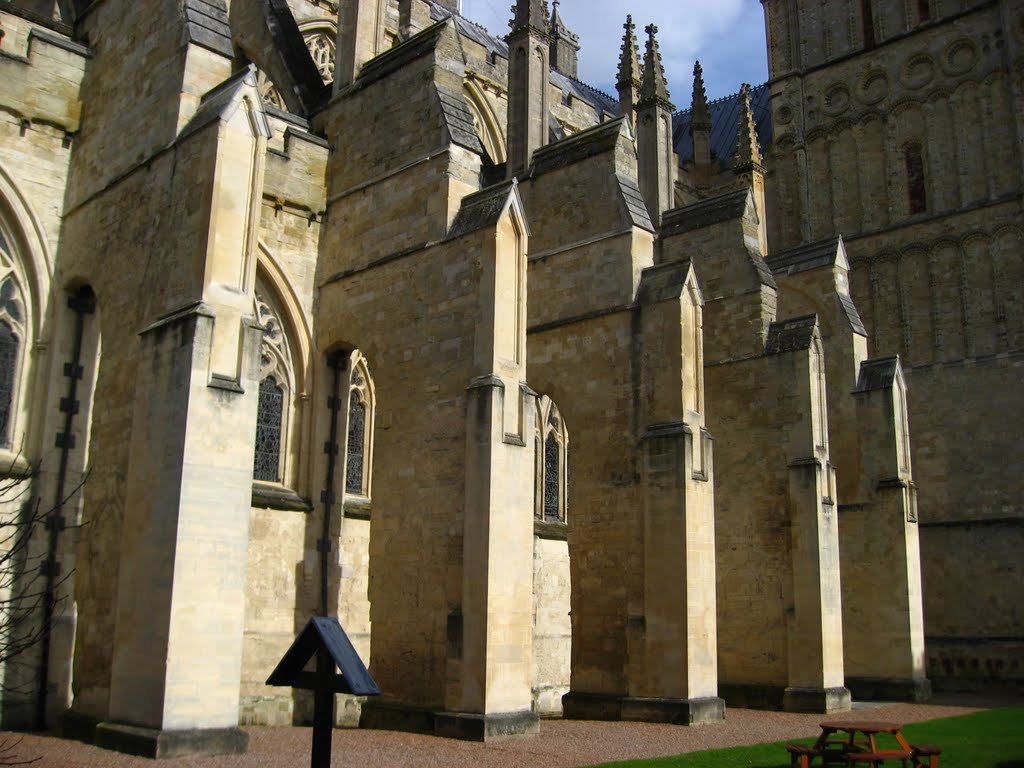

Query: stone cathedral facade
<box><xmin>0</xmin><ymin>0</ymin><xmax>1017</xmax><ymax>758</ymax></box>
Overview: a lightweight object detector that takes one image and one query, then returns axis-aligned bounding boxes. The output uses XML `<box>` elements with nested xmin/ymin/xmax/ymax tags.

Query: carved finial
<box><xmin>617</xmin><ymin>14</ymin><xmax>643</xmax><ymax>90</ymax></box>
<box><xmin>640</xmin><ymin>22</ymin><xmax>673</xmax><ymax>107</ymax></box>
<box><xmin>735</xmin><ymin>83</ymin><xmax>763</xmax><ymax>167</ymax></box>
<box><xmin>692</xmin><ymin>61</ymin><xmax>711</xmax><ymax>128</ymax></box>
<box><xmin>510</xmin><ymin>0</ymin><xmax>550</xmax><ymax>34</ymax></box>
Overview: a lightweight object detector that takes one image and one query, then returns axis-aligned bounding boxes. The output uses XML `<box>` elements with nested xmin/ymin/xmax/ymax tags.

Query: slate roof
<box><xmin>428</xmin><ymin>1</ymin><xmax>618</xmax><ymax>123</ymax></box>
<box><xmin>765</xmin><ymin>315</ymin><xmax>818</xmax><ymax>355</ymax></box>
<box><xmin>184</xmin><ymin>0</ymin><xmax>233</xmax><ymax>58</ymax></box>
<box><xmin>855</xmin><ymin>356</ymin><xmax>901</xmax><ymax>392</ymax></box>
<box><xmin>673</xmin><ymin>83</ymin><xmax>772</xmax><ymax>170</ymax></box>
<box><xmin>767</xmin><ymin>237</ymin><xmax>845</xmax><ymax>275</ymax></box>
<box><xmin>447</xmin><ymin>180</ymin><xmax>519</xmax><ymax>240</ymax></box>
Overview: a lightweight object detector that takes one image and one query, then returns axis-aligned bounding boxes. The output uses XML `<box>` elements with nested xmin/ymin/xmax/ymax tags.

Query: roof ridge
<box><xmin>673</xmin><ymin>80</ymin><xmax>770</xmax><ymax>117</ymax></box>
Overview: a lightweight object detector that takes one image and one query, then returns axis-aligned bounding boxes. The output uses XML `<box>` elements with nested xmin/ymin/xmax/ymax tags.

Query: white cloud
<box><xmin>458</xmin><ymin>0</ymin><xmax>768</xmax><ymax>103</ymax></box>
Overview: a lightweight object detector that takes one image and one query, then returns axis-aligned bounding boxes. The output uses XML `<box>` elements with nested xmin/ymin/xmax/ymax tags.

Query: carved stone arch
<box><xmin>924</xmin><ymin>86</ymin><xmax>953</xmax><ymax>104</ymax></box>
<box><xmin>961</xmin><ymin>230</ymin><xmax>992</xmax><ymax>249</ymax></box>
<box><xmin>256</xmin><ymin>241</ymin><xmax>311</xmax><ymax>395</ymax></box>
<box><xmin>0</xmin><ymin>164</ymin><xmax>53</xmax><ymax>337</ymax></box>
<box><xmin>806</xmin><ymin>126</ymin><xmax>830</xmax><ymax>143</ymax></box>
<box><xmin>464</xmin><ymin>79</ymin><xmax>508</xmax><ymax>164</ymax></box>
<box><xmin>856</xmin><ymin>108</ymin><xmax>885</xmax><ymax>127</ymax></box>
<box><xmin>890</xmin><ymin>95</ymin><xmax>926</xmax><ymax>119</ymax></box>
<box><xmin>830</xmin><ymin>117</ymin><xmax>856</xmax><ymax>136</ymax></box>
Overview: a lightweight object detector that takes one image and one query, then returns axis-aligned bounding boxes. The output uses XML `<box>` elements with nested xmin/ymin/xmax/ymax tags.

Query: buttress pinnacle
<box><xmin>691</xmin><ymin>61</ymin><xmax>711</xmax><ymax>129</ymax></box>
<box><xmin>640</xmin><ymin>24</ymin><xmax>673</xmax><ymax>108</ymax></box>
<box><xmin>735</xmin><ymin>83</ymin><xmax>764</xmax><ymax>168</ymax></box>
<box><xmin>617</xmin><ymin>15</ymin><xmax>642</xmax><ymax>90</ymax></box>
<box><xmin>510</xmin><ymin>0</ymin><xmax>550</xmax><ymax>34</ymax></box>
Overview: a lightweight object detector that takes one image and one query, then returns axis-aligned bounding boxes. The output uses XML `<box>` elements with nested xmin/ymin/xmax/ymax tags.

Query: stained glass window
<box><xmin>544</xmin><ymin>432</ymin><xmax>559</xmax><ymax>522</ymax></box>
<box><xmin>346</xmin><ymin>396</ymin><xmax>366</xmax><ymax>494</ymax></box>
<box><xmin>536</xmin><ymin>397</ymin><xmax>568</xmax><ymax>524</ymax></box>
<box><xmin>0</xmin><ymin>320</ymin><xmax>17</xmax><ymax>448</ymax></box>
<box><xmin>253</xmin><ymin>378</ymin><xmax>284</xmax><ymax>482</ymax></box>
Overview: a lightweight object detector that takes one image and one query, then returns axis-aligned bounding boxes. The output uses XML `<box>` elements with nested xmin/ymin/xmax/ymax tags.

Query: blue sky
<box><xmin>459</xmin><ymin>0</ymin><xmax>769</xmax><ymax>105</ymax></box>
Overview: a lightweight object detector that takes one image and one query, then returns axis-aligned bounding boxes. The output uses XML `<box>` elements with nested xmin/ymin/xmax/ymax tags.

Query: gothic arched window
<box><xmin>536</xmin><ymin>396</ymin><xmax>568</xmax><ymax>524</ymax></box>
<box><xmin>345</xmin><ymin>354</ymin><xmax>374</xmax><ymax>498</ymax></box>
<box><xmin>252</xmin><ymin>285</ymin><xmax>295</xmax><ymax>487</ymax></box>
<box><xmin>0</xmin><ymin>256</ymin><xmax>26</xmax><ymax>450</ymax></box>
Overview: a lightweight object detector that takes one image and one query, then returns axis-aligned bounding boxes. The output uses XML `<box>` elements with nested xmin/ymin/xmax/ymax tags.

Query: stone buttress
<box><xmin>520</xmin><ymin>115</ymin><xmax>723</xmax><ymax>724</ymax></box>
<box><xmin>660</xmin><ymin>190</ymin><xmax>850</xmax><ymax>713</ymax></box>
<box><xmin>316</xmin><ymin>18</ymin><xmax>538</xmax><ymax>740</ymax></box>
<box><xmin>768</xmin><ymin>238</ymin><xmax>929</xmax><ymax>702</ymax></box>
<box><xmin>53</xmin><ymin>0</ymin><xmax>268</xmax><ymax>756</ymax></box>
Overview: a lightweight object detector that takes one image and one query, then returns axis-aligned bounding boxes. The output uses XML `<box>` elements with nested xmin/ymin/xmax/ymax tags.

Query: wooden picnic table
<box><xmin>815</xmin><ymin>720</ymin><xmax>913</xmax><ymax>756</ymax></box>
<box><xmin>786</xmin><ymin>720</ymin><xmax>940</xmax><ymax>767</ymax></box>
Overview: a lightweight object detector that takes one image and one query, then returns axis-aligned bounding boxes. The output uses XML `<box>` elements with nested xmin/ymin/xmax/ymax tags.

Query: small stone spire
<box><xmin>617</xmin><ymin>15</ymin><xmax>643</xmax><ymax>123</ymax></box>
<box><xmin>691</xmin><ymin>61</ymin><xmax>711</xmax><ymax>130</ymax></box>
<box><xmin>734</xmin><ymin>83</ymin><xmax>763</xmax><ymax>168</ymax></box>
<box><xmin>639</xmin><ymin>24</ymin><xmax>672</xmax><ymax>109</ymax></box>
<box><xmin>549</xmin><ymin>0</ymin><xmax>580</xmax><ymax>77</ymax></box>
<box><xmin>510</xmin><ymin>0</ymin><xmax>550</xmax><ymax>34</ymax></box>
<box><xmin>617</xmin><ymin>15</ymin><xmax>642</xmax><ymax>91</ymax></box>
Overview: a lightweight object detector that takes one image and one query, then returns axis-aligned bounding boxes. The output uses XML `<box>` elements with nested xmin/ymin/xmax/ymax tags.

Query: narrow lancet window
<box><xmin>253</xmin><ymin>378</ymin><xmax>284</xmax><ymax>482</ymax></box>
<box><xmin>0</xmin><ymin>320</ymin><xmax>18</xmax><ymax>447</ymax></box>
<box><xmin>918</xmin><ymin>0</ymin><xmax>931</xmax><ymax>22</ymax></box>
<box><xmin>861</xmin><ymin>0</ymin><xmax>876</xmax><ymax>49</ymax></box>
<box><xmin>346</xmin><ymin>396</ymin><xmax>366</xmax><ymax>495</ymax></box>
<box><xmin>906</xmin><ymin>143</ymin><xmax>927</xmax><ymax>215</ymax></box>
<box><xmin>536</xmin><ymin>397</ymin><xmax>569</xmax><ymax>524</ymax></box>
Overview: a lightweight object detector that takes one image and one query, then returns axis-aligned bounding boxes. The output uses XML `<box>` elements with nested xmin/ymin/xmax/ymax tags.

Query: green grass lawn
<box><xmin>590</xmin><ymin>708</ymin><xmax>1024</xmax><ymax>768</ymax></box>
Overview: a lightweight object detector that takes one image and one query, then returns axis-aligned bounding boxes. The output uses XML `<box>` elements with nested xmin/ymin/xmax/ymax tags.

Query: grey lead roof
<box><xmin>673</xmin><ymin>83</ymin><xmax>772</xmax><ymax>170</ymax></box>
<box><xmin>430</xmin><ymin>2</ymin><xmax>769</xmax><ymax>168</ymax></box>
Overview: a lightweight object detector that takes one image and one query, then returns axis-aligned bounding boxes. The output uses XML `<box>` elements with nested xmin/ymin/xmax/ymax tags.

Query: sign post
<box><xmin>267</xmin><ymin>617</ymin><xmax>381</xmax><ymax>768</ymax></box>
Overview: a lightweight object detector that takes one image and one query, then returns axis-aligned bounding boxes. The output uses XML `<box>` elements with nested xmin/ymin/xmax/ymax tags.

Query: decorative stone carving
<box><xmin>901</xmin><ymin>53</ymin><xmax>935</xmax><ymax>90</ymax></box>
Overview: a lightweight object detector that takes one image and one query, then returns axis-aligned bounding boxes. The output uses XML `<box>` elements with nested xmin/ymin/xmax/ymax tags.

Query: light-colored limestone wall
<box><xmin>765</xmin><ymin>0</ymin><xmax>1024</xmax><ymax>690</ymax></box>
<box><xmin>532</xmin><ymin>535</ymin><xmax>570</xmax><ymax>715</ymax></box>
<box><xmin>526</xmin><ymin>311</ymin><xmax>640</xmax><ymax>698</ymax></box>
<box><xmin>0</xmin><ymin>16</ymin><xmax>84</xmax><ymax>722</ymax></box>
<box><xmin>707</xmin><ymin>322</ymin><xmax>846</xmax><ymax>709</ymax></box>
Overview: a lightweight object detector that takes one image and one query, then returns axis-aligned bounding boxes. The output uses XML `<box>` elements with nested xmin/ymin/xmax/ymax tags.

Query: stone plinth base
<box><xmin>846</xmin><ymin>676</ymin><xmax>932</xmax><ymax>702</ymax></box>
<box><xmin>59</xmin><ymin>710</ymin><xmax>100</xmax><ymax>743</ymax></box>
<box><xmin>562</xmin><ymin>692</ymin><xmax>725</xmax><ymax>724</ymax></box>
<box><xmin>359</xmin><ymin>701</ymin><xmax>539</xmax><ymax>742</ymax></box>
<box><xmin>718</xmin><ymin>683</ymin><xmax>786</xmax><ymax>710</ymax></box>
<box><xmin>93</xmin><ymin>722</ymin><xmax>249</xmax><ymax>759</ymax></box>
<box><xmin>782</xmin><ymin>686</ymin><xmax>852</xmax><ymax>713</ymax></box>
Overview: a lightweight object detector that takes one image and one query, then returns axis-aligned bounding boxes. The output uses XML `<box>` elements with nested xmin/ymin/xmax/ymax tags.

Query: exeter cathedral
<box><xmin>0</xmin><ymin>0</ymin><xmax>1019</xmax><ymax>758</ymax></box>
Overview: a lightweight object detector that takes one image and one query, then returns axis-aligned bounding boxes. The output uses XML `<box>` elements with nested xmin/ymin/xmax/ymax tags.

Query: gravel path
<box><xmin>1</xmin><ymin>698</ymin><xmax>1005</xmax><ymax>768</ymax></box>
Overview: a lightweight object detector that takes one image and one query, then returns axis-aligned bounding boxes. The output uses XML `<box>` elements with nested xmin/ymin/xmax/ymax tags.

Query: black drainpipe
<box><xmin>36</xmin><ymin>287</ymin><xmax>94</xmax><ymax>729</ymax></box>
<box><xmin>319</xmin><ymin>353</ymin><xmax>347</xmax><ymax>616</ymax></box>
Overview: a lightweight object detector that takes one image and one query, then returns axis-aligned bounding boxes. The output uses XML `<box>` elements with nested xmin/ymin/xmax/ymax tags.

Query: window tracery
<box><xmin>256</xmin><ymin>28</ymin><xmax>337</xmax><ymax>109</ymax></box>
<box><xmin>536</xmin><ymin>396</ymin><xmax>568</xmax><ymax>524</ymax></box>
<box><xmin>252</xmin><ymin>287</ymin><xmax>295</xmax><ymax>485</ymax></box>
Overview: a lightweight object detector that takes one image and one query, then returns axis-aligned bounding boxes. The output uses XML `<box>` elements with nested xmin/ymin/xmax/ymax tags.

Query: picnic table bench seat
<box><xmin>910</xmin><ymin>744</ymin><xmax>942</xmax><ymax>768</ymax></box>
<box><xmin>845</xmin><ymin>750</ymin><xmax>913</xmax><ymax>766</ymax></box>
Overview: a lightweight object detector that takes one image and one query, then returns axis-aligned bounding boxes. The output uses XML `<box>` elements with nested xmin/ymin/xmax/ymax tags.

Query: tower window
<box><xmin>861</xmin><ymin>0</ymin><xmax>876</xmax><ymax>49</ymax></box>
<box><xmin>905</xmin><ymin>143</ymin><xmax>927</xmax><ymax>215</ymax></box>
<box><xmin>918</xmin><ymin>0</ymin><xmax>931</xmax><ymax>22</ymax></box>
